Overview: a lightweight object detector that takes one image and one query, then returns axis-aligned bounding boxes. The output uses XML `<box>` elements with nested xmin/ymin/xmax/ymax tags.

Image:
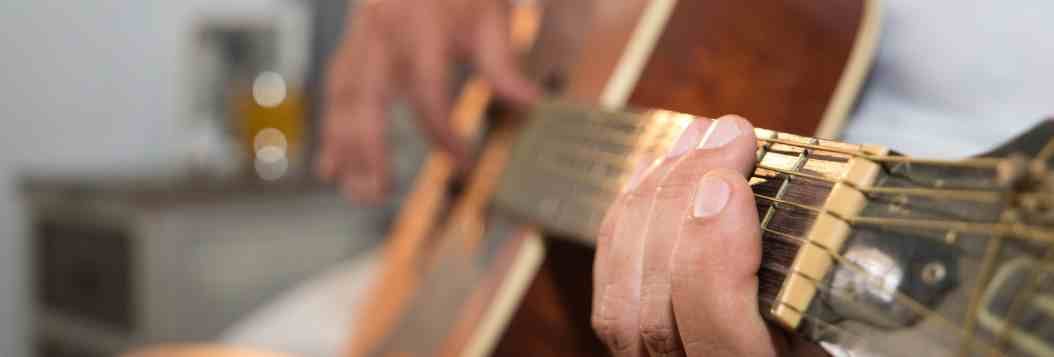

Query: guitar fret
<box><xmin>541</xmin><ymin>129</ymin><xmax>637</xmax><ymax>155</ymax></box>
<box><xmin>538</xmin><ymin>137</ymin><xmax>633</xmax><ymax>172</ymax></box>
<box><xmin>533</xmin><ymin>158</ymin><xmax>621</xmax><ymax>193</ymax></box>
<box><xmin>490</xmin><ymin>100</ymin><xmax>1054</xmax><ymax>357</ymax></box>
<box><xmin>759</xmin><ymin>138</ymin><xmax>817</xmax><ymax>232</ymax></box>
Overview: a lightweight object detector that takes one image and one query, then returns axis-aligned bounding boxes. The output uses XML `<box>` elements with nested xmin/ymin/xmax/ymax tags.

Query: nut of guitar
<box><xmin>770</xmin><ymin>158</ymin><xmax>884</xmax><ymax>329</ymax></box>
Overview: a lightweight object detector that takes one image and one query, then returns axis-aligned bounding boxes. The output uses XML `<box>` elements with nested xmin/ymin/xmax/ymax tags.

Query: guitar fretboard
<box><xmin>493</xmin><ymin>100</ymin><xmax>880</xmax><ymax>322</ymax></box>
<box><xmin>492</xmin><ymin>101</ymin><xmax>1054</xmax><ymax>356</ymax></box>
<box><xmin>493</xmin><ymin>100</ymin><xmax>874</xmax><ymax>244</ymax></box>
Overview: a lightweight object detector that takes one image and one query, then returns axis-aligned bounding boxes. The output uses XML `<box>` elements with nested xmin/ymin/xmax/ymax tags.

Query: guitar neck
<box><xmin>494</xmin><ymin>100</ymin><xmax>883</xmax><ymax>244</ymax></box>
<box><xmin>493</xmin><ymin>99</ymin><xmax>877</xmax><ymax>319</ymax></box>
<box><xmin>492</xmin><ymin>100</ymin><xmax>1054</xmax><ymax>356</ymax></box>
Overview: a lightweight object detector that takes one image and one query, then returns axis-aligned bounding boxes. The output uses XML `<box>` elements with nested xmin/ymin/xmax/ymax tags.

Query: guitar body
<box><xmin>351</xmin><ymin>1</ymin><xmax>881</xmax><ymax>356</ymax></box>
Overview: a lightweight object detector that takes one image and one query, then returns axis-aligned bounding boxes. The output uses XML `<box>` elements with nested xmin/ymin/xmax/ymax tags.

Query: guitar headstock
<box><xmin>792</xmin><ymin>120</ymin><xmax>1054</xmax><ymax>357</ymax></box>
<box><xmin>983</xmin><ymin>120</ymin><xmax>1054</xmax><ymax>227</ymax></box>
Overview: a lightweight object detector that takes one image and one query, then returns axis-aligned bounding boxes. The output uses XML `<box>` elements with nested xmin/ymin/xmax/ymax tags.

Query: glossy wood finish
<box><xmin>569</xmin><ymin>0</ymin><xmax>868</xmax><ymax>137</ymax></box>
<box><xmin>490</xmin><ymin>2</ymin><xmax>870</xmax><ymax>355</ymax></box>
<box><xmin>492</xmin><ymin>239</ymin><xmax>607</xmax><ymax>356</ymax></box>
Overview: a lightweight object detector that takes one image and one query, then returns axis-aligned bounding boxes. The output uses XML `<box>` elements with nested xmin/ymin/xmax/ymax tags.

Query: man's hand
<box><xmin>592</xmin><ymin>116</ymin><xmax>827</xmax><ymax>357</ymax></box>
<box><xmin>320</xmin><ymin>0</ymin><xmax>540</xmax><ymax>202</ymax></box>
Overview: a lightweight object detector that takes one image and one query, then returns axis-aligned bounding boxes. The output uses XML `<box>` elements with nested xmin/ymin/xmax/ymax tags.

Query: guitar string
<box><xmin>716</xmin><ymin>142</ymin><xmax>1028</xmax><ymax>355</ymax></box>
<box><xmin>544</xmin><ymin>118</ymin><xmax>1013</xmax><ymax>198</ymax></box>
<box><xmin>759</xmin><ymin>224</ymin><xmax>1007</xmax><ymax>357</ymax></box>
<box><xmin>959</xmin><ymin>229</ymin><xmax>1007</xmax><ymax>356</ymax></box>
<box><xmin>528</xmin><ymin>111</ymin><xmax>1050</xmax><ymax>355</ymax></box>
<box><xmin>755</xmin><ymin>167</ymin><xmax>1040</xmax><ymax>357</ymax></box>
<box><xmin>960</xmin><ymin>135</ymin><xmax>1054</xmax><ymax>356</ymax></box>
<box><xmin>756</xmin><ymin>190</ymin><xmax>1054</xmax><ymax>244</ymax></box>
<box><xmin>756</xmin><ymin>164</ymin><xmax>1006</xmax><ymax>201</ymax></box>
<box><xmin>524</xmin><ymin>154</ymin><xmax>1040</xmax><ymax>250</ymax></box>
<box><xmin>538</xmin><ymin>114</ymin><xmax>1053</xmax><ymax>253</ymax></box>
<box><xmin>982</xmin><ymin>136</ymin><xmax>1054</xmax><ymax>356</ymax></box>
<box><xmin>532</xmin><ymin>137</ymin><xmax>1011</xmax><ymax>205</ymax></box>
<box><xmin>521</xmin><ymin>155</ymin><xmax>1010</xmax><ymax>354</ymax></box>
<box><xmin>754</xmin><ymin>295</ymin><xmax>890</xmax><ymax>357</ymax></box>
<box><xmin>543</xmin><ymin>108</ymin><xmax>1007</xmax><ymax>169</ymax></box>
<box><xmin>767</xmin><ymin>131</ymin><xmax>1028</xmax><ymax>357</ymax></box>
<box><xmin>756</xmin><ymin>295</ymin><xmax>969</xmax><ymax>357</ymax></box>
<box><xmin>757</xmin><ymin>137</ymin><xmax>1007</xmax><ymax>169</ymax></box>
<box><xmin>758</xmin><ymin>190</ymin><xmax>1043</xmax><ymax>357</ymax></box>
<box><xmin>536</xmin><ymin>119</ymin><xmax>1016</xmax><ymax>201</ymax></box>
<box><xmin>529</xmin><ymin>119</ymin><xmax>1050</xmax><ymax>264</ymax></box>
<box><xmin>721</xmin><ymin>119</ymin><xmax>1038</xmax><ymax>356</ymax></box>
<box><xmin>580</xmin><ymin>108</ymin><xmax>1013</xmax><ymax>169</ymax></box>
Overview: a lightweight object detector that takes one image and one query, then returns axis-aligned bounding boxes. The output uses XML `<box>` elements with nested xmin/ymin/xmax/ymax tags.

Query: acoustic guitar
<box><xmin>346</xmin><ymin>0</ymin><xmax>886</xmax><ymax>356</ymax></box>
<box><xmin>488</xmin><ymin>101</ymin><xmax>1054</xmax><ymax>357</ymax></box>
<box><xmin>347</xmin><ymin>0</ymin><xmax>1054</xmax><ymax>356</ymax></box>
<box><xmin>128</xmin><ymin>0</ymin><xmax>884</xmax><ymax>355</ymax></box>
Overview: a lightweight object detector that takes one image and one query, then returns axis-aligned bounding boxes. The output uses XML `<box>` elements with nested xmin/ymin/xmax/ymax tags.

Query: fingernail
<box><xmin>693</xmin><ymin>174</ymin><xmax>730</xmax><ymax>218</ymax></box>
<box><xmin>667</xmin><ymin>119</ymin><xmax>709</xmax><ymax>158</ymax></box>
<box><xmin>698</xmin><ymin>117</ymin><xmax>742</xmax><ymax>149</ymax></box>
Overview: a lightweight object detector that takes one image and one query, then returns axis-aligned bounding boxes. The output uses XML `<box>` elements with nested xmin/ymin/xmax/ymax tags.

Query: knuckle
<box><xmin>591</xmin><ymin>314</ymin><xmax>636</xmax><ymax>353</ymax></box>
<box><xmin>639</xmin><ymin>322</ymin><xmax>681</xmax><ymax>356</ymax></box>
<box><xmin>591</xmin><ymin>296</ymin><xmax>638</xmax><ymax>353</ymax></box>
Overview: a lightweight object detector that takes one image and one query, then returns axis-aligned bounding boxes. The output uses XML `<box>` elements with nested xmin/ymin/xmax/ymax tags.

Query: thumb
<box><xmin>670</xmin><ymin>169</ymin><xmax>777</xmax><ymax>357</ymax></box>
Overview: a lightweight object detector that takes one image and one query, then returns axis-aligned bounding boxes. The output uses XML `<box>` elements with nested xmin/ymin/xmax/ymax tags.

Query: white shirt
<box><xmin>843</xmin><ymin>0</ymin><xmax>1054</xmax><ymax>158</ymax></box>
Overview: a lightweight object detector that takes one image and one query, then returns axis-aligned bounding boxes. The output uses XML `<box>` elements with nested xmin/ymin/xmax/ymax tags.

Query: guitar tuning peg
<box><xmin>997</xmin><ymin>154</ymin><xmax>1029</xmax><ymax>187</ymax></box>
<box><xmin>1030</xmin><ymin>157</ymin><xmax>1049</xmax><ymax>180</ymax></box>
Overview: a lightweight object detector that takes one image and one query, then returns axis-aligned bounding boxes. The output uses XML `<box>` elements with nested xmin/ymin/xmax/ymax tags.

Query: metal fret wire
<box><xmin>533</xmin><ymin>141</ymin><xmax>1009</xmax><ymax>354</ymax></box>
<box><xmin>756</xmin><ymin>202</ymin><xmax>1005</xmax><ymax>357</ymax></box>
<box><xmin>527</xmin><ymin>108</ymin><xmax>1054</xmax><ymax>355</ymax></box>
<box><xmin>537</xmin><ymin>147</ymin><xmax>1019</xmax><ymax>356</ymax></box>
<box><xmin>537</xmin><ymin>133</ymin><xmax>1053</xmax><ymax>243</ymax></box>
<box><xmin>753</xmin><ymin>164</ymin><xmax>1046</xmax><ymax>357</ymax></box>
<box><xmin>534</xmin><ymin>138</ymin><xmax>1052</xmax><ymax>243</ymax></box>
<box><xmin>757</xmin><ymin>137</ymin><xmax>1006</xmax><ymax>169</ymax></box>
<box><xmin>757</xmin><ymin>137</ymin><xmax>815</xmax><ymax>236</ymax></box>
<box><xmin>750</xmin><ymin>135</ymin><xmax>1053</xmax><ymax>357</ymax></box>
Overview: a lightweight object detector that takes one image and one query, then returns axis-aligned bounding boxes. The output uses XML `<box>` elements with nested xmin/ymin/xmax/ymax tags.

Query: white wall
<box><xmin>0</xmin><ymin>1</ymin><xmax>302</xmax><ymax>355</ymax></box>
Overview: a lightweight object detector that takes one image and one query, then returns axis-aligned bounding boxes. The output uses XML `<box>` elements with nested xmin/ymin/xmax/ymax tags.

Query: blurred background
<box><xmin>2</xmin><ymin>0</ymin><xmax>1052</xmax><ymax>356</ymax></box>
<box><xmin>0</xmin><ymin>1</ymin><xmax>422</xmax><ymax>355</ymax></box>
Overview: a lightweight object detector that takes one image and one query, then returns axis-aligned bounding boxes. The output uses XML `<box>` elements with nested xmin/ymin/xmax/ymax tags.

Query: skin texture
<box><xmin>592</xmin><ymin>116</ymin><xmax>827</xmax><ymax>357</ymax></box>
<box><xmin>320</xmin><ymin>0</ymin><xmax>540</xmax><ymax>202</ymax></box>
